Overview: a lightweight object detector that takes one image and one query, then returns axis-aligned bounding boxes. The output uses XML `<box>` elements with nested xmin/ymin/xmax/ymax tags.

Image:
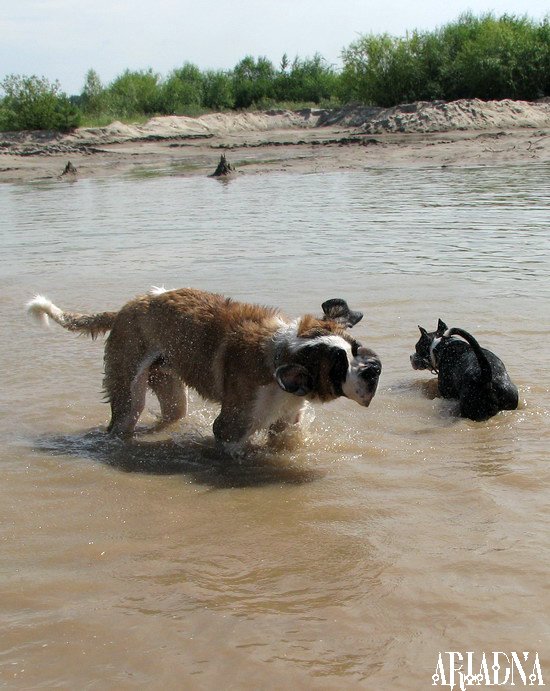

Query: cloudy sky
<box><xmin>1</xmin><ymin>0</ymin><xmax>548</xmax><ymax>95</ymax></box>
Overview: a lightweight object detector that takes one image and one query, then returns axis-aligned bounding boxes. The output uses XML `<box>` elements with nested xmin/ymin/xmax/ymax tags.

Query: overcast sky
<box><xmin>1</xmin><ymin>0</ymin><xmax>548</xmax><ymax>95</ymax></box>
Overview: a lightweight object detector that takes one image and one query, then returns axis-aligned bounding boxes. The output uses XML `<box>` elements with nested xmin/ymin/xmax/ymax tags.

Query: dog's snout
<box><xmin>360</xmin><ymin>360</ymin><xmax>381</xmax><ymax>380</ymax></box>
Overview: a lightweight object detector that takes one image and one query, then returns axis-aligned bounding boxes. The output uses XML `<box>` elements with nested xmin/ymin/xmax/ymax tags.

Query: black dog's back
<box><xmin>436</xmin><ymin>328</ymin><xmax>518</xmax><ymax>421</ymax></box>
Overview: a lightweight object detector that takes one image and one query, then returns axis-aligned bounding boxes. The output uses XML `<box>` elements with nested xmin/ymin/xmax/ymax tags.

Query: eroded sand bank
<box><xmin>1</xmin><ymin>99</ymin><xmax>549</xmax><ymax>183</ymax></box>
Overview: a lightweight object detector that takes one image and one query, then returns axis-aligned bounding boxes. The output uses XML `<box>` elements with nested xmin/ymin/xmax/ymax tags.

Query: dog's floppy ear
<box><xmin>321</xmin><ymin>298</ymin><xmax>363</xmax><ymax>328</ymax></box>
<box><xmin>275</xmin><ymin>364</ymin><xmax>313</xmax><ymax>396</ymax></box>
<box><xmin>437</xmin><ymin>319</ymin><xmax>448</xmax><ymax>335</ymax></box>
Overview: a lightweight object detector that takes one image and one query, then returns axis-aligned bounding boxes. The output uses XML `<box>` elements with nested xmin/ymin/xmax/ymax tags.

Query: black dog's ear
<box><xmin>321</xmin><ymin>298</ymin><xmax>363</xmax><ymax>328</ymax></box>
<box><xmin>275</xmin><ymin>364</ymin><xmax>313</xmax><ymax>396</ymax></box>
<box><xmin>418</xmin><ymin>325</ymin><xmax>428</xmax><ymax>337</ymax></box>
<box><xmin>437</xmin><ymin>319</ymin><xmax>448</xmax><ymax>335</ymax></box>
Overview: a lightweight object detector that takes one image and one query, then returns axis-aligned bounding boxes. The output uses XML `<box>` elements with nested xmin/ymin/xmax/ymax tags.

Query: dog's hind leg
<box><xmin>148</xmin><ymin>363</ymin><xmax>188</xmax><ymax>429</ymax></box>
<box><xmin>106</xmin><ymin>358</ymin><xmax>153</xmax><ymax>439</ymax></box>
<box><xmin>497</xmin><ymin>379</ymin><xmax>519</xmax><ymax>411</ymax></box>
<box><xmin>103</xmin><ymin>327</ymin><xmax>158</xmax><ymax>439</ymax></box>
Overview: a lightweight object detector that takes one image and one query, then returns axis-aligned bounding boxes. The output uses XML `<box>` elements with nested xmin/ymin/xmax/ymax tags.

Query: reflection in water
<box><xmin>33</xmin><ymin>429</ymin><xmax>324</xmax><ymax>487</ymax></box>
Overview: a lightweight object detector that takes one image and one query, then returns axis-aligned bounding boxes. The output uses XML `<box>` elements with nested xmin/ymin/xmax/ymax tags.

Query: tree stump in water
<box><xmin>210</xmin><ymin>154</ymin><xmax>235</xmax><ymax>177</ymax></box>
<box><xmin>61</xmin><ymin>161</ymin><xmax>77</xmax><ymax>176</ymax></box>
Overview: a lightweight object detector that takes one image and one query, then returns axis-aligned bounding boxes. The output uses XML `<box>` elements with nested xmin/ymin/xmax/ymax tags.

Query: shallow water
<box><xmin>1</xmin><ymin>166</ymin><xmax>549</xmax><ymax>689</ymax></box>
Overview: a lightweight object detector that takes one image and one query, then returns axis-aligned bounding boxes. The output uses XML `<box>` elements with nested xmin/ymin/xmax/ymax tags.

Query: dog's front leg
<box><xmin>267</xmin><ymin>405</ymin><xmax>306</xmax><ymax>451</ymax></box>
<box><xmin>213</xmin><ymin>403</ymin><xmax>252</xmax><ymax>458</ymax></box>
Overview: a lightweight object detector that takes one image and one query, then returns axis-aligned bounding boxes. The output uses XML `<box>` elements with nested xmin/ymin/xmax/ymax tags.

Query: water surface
<box><xmin>1</xmin><ymin>166</ymin><xmax>549</xmax><ymax>689</ymax></box>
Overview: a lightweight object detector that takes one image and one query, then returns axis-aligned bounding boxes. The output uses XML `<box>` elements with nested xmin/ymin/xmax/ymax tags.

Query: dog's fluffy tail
<box><xmin>26</xmin><ymin>295</ymin><xmax>117</xmax><ymax>339</ymax></box>
<box><xmin>444</xmin><ymin>327</ymin><xmax>492</xmax><ymax>383</ymax></box>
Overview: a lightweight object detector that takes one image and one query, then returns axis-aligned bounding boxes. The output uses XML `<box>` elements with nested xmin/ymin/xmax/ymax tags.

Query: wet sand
<box><xmin>1</xmin><ymin>100</ymin><xmax>549</xmax><ymax>183</ymax></box>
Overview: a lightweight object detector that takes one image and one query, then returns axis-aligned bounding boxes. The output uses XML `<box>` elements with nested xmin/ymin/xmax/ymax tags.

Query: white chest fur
<box><xmin>250</xmin><ymin>383</ymin><xmax>305</xmax><ymax>433</ymax></box>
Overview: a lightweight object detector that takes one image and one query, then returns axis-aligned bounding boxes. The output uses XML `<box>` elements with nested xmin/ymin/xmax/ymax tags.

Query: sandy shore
<box><xmin>1</xmin><ymin>99</ymin><xmax>549</xmax><ymax>183</ymax></box>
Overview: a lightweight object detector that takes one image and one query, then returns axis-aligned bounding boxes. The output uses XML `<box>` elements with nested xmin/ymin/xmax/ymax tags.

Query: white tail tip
<box><xmin>26</xmin><ymin>295</ymin><xmax>63</xmax><ymax>328</ymax></box>
<box><xmin>149</xmin><ymin>285</ymin><xmax>168</xmax><ymax>296</ymax></box>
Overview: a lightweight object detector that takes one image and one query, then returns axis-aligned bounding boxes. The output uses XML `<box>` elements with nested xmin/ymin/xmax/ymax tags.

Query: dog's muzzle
<box><xmin>359</xmin><ymin>360</ymin><xmax>382</xmax><ymax>382</ymax></box>
<box><xmin>342</xmin><ymin>350</ymin><xmax>382</xmax><ymax>407</ymax></box>
<box><xmin>411</xmin><ymin>353</ymin><xmax>438</xmax><ymax>374</ymax></box>
<box><xmin>410</xmin><ymin>353</ymin><xmax>429</xmax><ymax>370</ymax></box>
<box><xmin>357</xmin><ymin>358</ymin><xmax>381</xmax><ymax>406</ymax></box>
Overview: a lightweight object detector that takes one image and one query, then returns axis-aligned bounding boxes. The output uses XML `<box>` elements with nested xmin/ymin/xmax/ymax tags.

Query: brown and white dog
<box><xmin>27</xmin><ymin>287</ymin><xmax>381</xmax><ymax>454</ymax></box>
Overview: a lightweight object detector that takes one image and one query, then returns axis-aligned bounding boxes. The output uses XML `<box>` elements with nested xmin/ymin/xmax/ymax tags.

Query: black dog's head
<box><xmin>410</xmin><ymin>319</ymin><xmax>447</xmax><ymax>371</ymax></box>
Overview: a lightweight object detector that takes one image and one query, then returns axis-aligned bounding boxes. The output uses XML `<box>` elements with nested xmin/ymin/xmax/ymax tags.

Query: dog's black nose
<box><xmin>360</xmin><ymin>361</ymin><xmax>381</xmax><ymax>380</ymax></box>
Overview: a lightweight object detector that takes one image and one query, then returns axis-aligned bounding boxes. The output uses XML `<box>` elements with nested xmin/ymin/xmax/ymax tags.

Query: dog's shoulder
<box><xmin>227</xmin><ymin>300</ymin><xmax>282</xmax><ymax>326</ymax></box>
<box><xmin>296</xmin><ymin>314</ymin><xmax>354</xmax><ymax>344</ymax></box>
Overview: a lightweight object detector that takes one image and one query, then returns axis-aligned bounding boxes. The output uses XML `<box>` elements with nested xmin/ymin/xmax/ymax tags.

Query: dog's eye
<box><xmin>329</xmin><ymin>348</ymin><xmax>349</xmax><ymax>390</ymax></box>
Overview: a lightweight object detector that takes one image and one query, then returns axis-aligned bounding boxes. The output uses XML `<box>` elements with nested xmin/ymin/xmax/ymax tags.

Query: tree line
<box><xmin>1</xmin><ymin>13</ymin><xmax>548</xmax><ymax>132</ymax></box>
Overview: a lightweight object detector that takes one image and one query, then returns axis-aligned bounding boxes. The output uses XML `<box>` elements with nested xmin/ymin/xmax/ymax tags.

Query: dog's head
<box><xmin>274</xmin><ymin>315</ymin><xmax>381</xmax><ymax>407</ymax></box>
<box><xmin>410</xmin><ymin>319</ymin><xmax>448</xmax><ymax>371</ymax></box>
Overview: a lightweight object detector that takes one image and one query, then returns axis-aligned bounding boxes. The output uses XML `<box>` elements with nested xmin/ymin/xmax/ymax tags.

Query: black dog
<box><xmin>411</xmin><ymin>319</ymin><xmax>518</xmax><ymax>421</ymax></box>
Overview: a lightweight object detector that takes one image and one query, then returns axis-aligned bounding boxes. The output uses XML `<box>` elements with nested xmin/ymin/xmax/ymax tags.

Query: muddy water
<box><xmin>1</xmin><ymin>166</ymin><xmax>549</xmax><ymax>689</ymax></box>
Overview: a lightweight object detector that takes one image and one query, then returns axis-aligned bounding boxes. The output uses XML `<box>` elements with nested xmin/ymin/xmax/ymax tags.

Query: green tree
<box><xmin>106</xmin><ymin>68</ymin><xmax>161</xmax><ymax>116</ymax></box>
<box><xmin>233</xmin><ymin>56</ymin><xmax>276</xmax><ymax>108</ymax></box>
<box><xmin>341</xmin><ymin>33</ymin><xmax>397</xmax><ymax>105</ymax></box>
<box><xmin>160</xmin><ymin>63</ymin><xmax>204</xmax><ymax>114</ymax></box>
<box><xmin>80</xmin><ymin>69</ymin><xmax>106</xmax><ymax>117</ymax></box>
<box><xmin>438</xmin><ymin>13</ymin><xmax>550</xmax><ymax>100</ymax></box>
<box><xmin>340</xmin><ymin>13</ymin><xmax>550</xmax><ymax>106</ymax></box>
<box><xmin>202</xmin><ymin>70</ymin><xmax>234</xmax><ymax>110</ymax></box>
<box><xmin>0</xmin><ymin>74</ymin><xmax>80</xmax><ymax>131</ymax></box>
<box><xmin>280</xmin><ymin>53</ymin><xmax>290</xmax><ymax>72</ymax></box>
<box><xmin>276</xmin><ymin>54</ymin><xmax>339</xmax><ymax>103</ymax></box>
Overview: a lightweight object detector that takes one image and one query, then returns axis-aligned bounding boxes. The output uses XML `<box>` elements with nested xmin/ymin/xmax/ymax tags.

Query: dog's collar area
<box><xmin>429</xmin><ymin>337</ymin><xmax>442</xmax><ymax>372</ymax></box>
<box><xmin>418</xmin><ymin>355</ymin><xmax>438</xmax><ymax>374</ymax></box>
<box><xmin>270</xmin><ymin>321</ymin><xmax>299</xmax><ymax>369</ymax></box>
<box><xmin>271</xmin><ymin>337</ymin><xmax>290</xmax><ymax>372</ymax></box>
<box><xmin>429</xmin><ymin>334</ymin><xmax>460</xmax><ymax>373</ymax></box>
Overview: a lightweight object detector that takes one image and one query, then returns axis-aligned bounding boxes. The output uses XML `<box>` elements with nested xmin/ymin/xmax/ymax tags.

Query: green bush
<box><xmin>106</xmin><ymin>68</ymin><xmax>161</xmax><ymax>117</ymax></box>
<box><xmin>160</xmin><ymin>63</ymin><xmax>204</xmax><ymax>114</ymax></box>
<box><xmin>2</xmin><ymin>12</ymin><xmax>547</xmax><ymax>132</ymax></box>
<box><xmin>438</xmin><ymin>13</ymin><xmax>550</xmax><ymax>100</ymax></box>
<box><xmin>341</xmin><ymin>34</ymin><xmax>422</xmax><ymax>106</ymax></box>
<box><xmin>341</xmin><ymin>13</ymin><xmax>550</xmax><ymax>106</ymax></box>
<box><xmin>202</xmin><ymin>70</ymin><xmax>235</xmax><ymax>110</ymax></box>
<box><xmin>0</xmin><ymin>75</ymin><xmax>80</xmax><ymax>131</ymax></box>
<box><xmin>80</xmin><ymin>69</ymin><xmax>107</xmax><ymax>118</ymax></box>
<box><xmin>233</xmin><ymin>56</ymin><xmax>276</xmax><ymax>108</ymax></box>
<box><xmin>341</xmin><ymin>30</ymin><xmax>449</xmax><ymax>105</ymax></box>
<box><xmin>275</xmin><ymin>54</ymin><xmax>340</xmax><ymax>104</ymax></box>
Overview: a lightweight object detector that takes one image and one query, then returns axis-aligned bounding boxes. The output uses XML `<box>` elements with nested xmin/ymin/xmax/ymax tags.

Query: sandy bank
<box><xmin>1</xmin><ymin>99</ymin><xmax>549</xmax><ymax>183</ymax></box>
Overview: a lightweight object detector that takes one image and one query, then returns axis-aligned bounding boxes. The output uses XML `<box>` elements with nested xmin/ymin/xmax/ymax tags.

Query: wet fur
<box><xmin>411</xmin><ymin>319</ymin><xmax>518</xmax><ymax>421</ymax></box>
<box><xmin>27</xmin><ymin>288</ymin><xmax>381</xmax><ymax>453</ymax></box>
